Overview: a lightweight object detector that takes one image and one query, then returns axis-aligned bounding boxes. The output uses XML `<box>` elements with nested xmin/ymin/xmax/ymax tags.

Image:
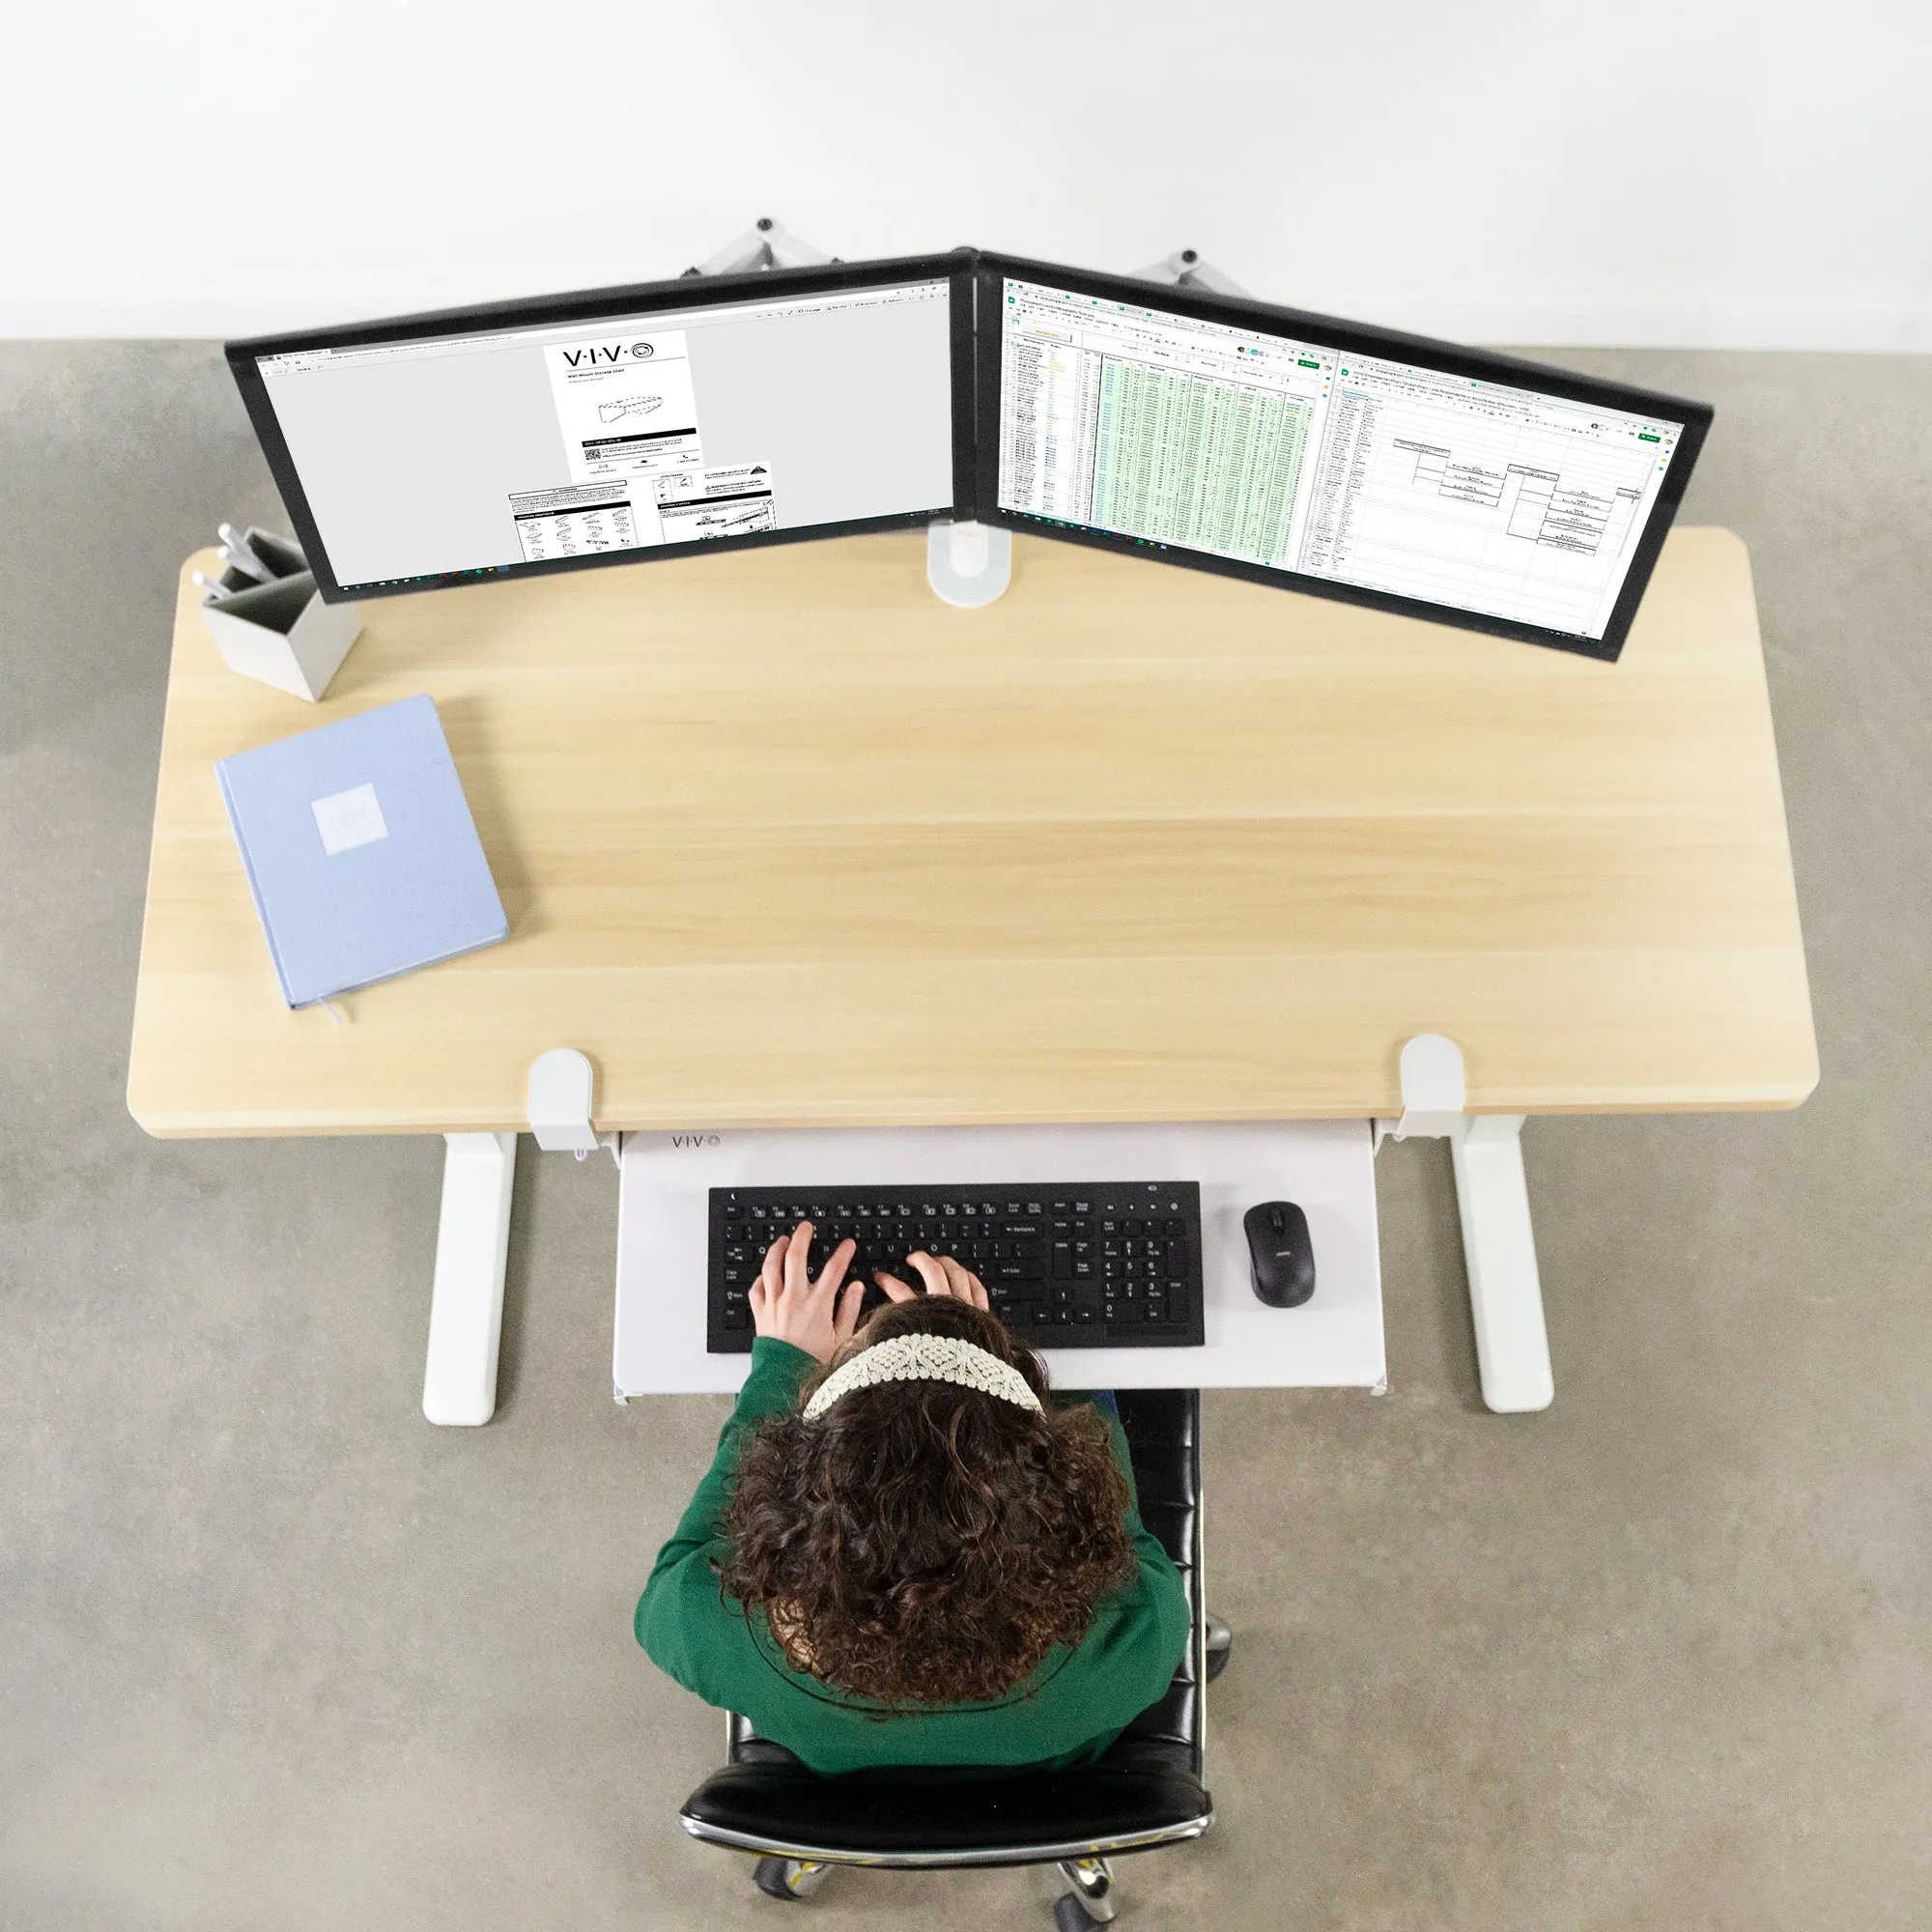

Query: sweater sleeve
<box><xmin>635</xmin><ymin>1337</ymin><xmax>816</xmax><ymax>1692</ymax></box>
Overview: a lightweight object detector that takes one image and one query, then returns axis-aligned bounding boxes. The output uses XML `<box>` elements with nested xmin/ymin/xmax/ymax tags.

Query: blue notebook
<box><xmin>216</xmin><ymin>695</ymin><xmax>509</xmax><ymax>1009</ymax></box>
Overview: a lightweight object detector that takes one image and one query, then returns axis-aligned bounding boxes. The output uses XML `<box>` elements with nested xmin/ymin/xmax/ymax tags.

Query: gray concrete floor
<box><xmin>1</xmin><ymin>343</ymin><xmax>1927</xmax><ymax>1931</ymax></box>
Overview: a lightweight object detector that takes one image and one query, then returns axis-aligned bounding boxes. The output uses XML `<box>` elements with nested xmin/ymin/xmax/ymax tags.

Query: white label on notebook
<box><xmin>311</xmin><ymin>782</ymin><xmax>388</xmax><ymax>856</ymax></box>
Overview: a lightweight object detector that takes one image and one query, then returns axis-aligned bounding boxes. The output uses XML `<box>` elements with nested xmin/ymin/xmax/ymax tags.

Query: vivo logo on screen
<box><xmin>562</xmin><ymin>342</ymin><xmax>656</xmax><ymax>367</ymax></box>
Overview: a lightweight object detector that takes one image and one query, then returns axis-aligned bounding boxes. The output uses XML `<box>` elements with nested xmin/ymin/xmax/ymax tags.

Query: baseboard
<box><xmin>3</xmin><ymin>270</ymin><xmax>1927</xmax><ymax>354</ymax></box>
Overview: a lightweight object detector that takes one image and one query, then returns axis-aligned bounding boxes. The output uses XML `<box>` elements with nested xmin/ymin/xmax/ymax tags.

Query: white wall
<box><xmin>7</xmin><ymin>0</ymin><xmax>1929</xmax><ymax>347</ymax></box>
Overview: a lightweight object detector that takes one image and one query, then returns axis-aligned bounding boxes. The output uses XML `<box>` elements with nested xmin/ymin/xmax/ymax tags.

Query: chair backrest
<box><xmin>676</xmin><ymin>1389</ymin><xmax>1210</xmax><ymax>1869</ymax></box>
<box><xmin>1113</xmin><ymin>1388</ymin><xmax>1205</xmax><ymax>1780</ymax></box>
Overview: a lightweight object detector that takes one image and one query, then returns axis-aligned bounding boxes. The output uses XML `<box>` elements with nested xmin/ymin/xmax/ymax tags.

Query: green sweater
<box><xmin>636</xmin><ymin>1337</ymin><xmax>1190</xmax><ymax>1776</ymax></box>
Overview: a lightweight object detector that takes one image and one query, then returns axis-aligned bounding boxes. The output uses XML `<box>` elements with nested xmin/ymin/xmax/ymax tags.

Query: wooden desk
<box><xmin>128</xmin><ymin>526</ymin><xmax>1815</xmax><ymax>1138</ymax></box>
<box><xmin>128</xmin><ymin>527</ymin><xmax>1814</xmax><ymax>1417</ymax></box>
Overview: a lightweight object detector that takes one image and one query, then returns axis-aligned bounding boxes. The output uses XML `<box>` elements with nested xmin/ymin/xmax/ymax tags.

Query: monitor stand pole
<box><xmin>923</xmin><ymin>247</ymin><xmax>1244</xmax><ymax>608</ymax></box>
<box><xmin>922</xmin><ymin>249</ymin><xmax>1247</xmax><ymax>611</ymax></box>
<box><xmin>682</xmin><ymin>218</ymin><xmax>1012</xmax><ymax>609</ymax></box>
<box><xmin>925</xmin><ymin>518</ymin><xmax>1011</xmax><ymax>607</ymax></box>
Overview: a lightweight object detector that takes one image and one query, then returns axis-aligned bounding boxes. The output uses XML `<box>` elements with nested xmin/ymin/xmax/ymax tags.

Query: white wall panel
<box><xmin>5</xmin><ymin>1</ymin><xmax>1927</xmax><ymax>347</ymax></box>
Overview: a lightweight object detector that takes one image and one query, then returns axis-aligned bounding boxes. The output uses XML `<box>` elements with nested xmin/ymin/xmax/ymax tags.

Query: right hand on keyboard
<box><xmin>876</xmin><ymin>1250</ymin><xmax>991</xmax><ymax>1313</ymax></box>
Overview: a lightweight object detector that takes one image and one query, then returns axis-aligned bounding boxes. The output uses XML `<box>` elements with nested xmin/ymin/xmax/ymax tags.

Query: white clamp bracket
<box><xmin>1375</xmin><ymin>1034</ymin><xmax>1554</xmax><ymax>1414</ymax></box>
<box><xmin>527</xmin><ymin>1048</ymin><xmax>620</xmax><ymax>1166</ymax></box>
<box><xmin>1376</xmin><ymin>1032</ymin><xmax>1467</xmax><ymax>1146</ymax></box>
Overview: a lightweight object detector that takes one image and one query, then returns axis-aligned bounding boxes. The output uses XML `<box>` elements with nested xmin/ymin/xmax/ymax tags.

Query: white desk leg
<box><xmin>423</xmin><ymin>1131</ymin><xmax>517</xmax><ymax>1427</ymax></box>
<box><xmin>1450</xmin><ymin>1116</ymin><xmax>1554</xmax><ymax>1413</ymax></box>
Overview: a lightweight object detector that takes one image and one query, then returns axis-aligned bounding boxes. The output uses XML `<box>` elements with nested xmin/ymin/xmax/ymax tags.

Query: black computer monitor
<box><xmin>973</xmin><ymin>253</ymin><xmax>1711</xmax><ymax>661</ymax></box>
<box><xmin>227</xmin><ymin>251</ymin><xmax>976</xmax><ymax>603</ymax></box>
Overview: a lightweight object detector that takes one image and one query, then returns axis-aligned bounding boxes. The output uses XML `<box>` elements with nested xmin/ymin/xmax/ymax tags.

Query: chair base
<box><xmin>740</xmin><ymin>1849</ymin><xmax>1136</xmax><ymax>1925</ymax></box>
<box><xmin>1056</xmin><ymin>1855</ymin><xmax>1118</xmax><ymax>1925</ymax></box>
<box><xmin>1206</xmin><ymin>1614</ymin><xmax>1233</xmax><ymax>1683</ymax></box>
<box><xmin>753</xmin><ymin>1856</ymin><xmax>833</xmax><ymax>1900</ymax></box>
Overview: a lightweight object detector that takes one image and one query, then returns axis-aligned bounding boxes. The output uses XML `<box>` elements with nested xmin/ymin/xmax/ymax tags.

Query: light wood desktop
<box><xmin>130</xmin><ymin>526</ymin><xmax>1813</xmax><ymax>1134</ymax></box>
<box><xmin>128</xmin><ymin>526</ymin><xmax>1815</xmax><ymax>1414</ymax></box>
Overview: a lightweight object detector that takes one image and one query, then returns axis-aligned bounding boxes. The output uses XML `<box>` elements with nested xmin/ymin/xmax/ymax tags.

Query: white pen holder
<box><xmin>198</xmin><ymin>532</ymin><xmax>363</xmax><ymax>702</ymax></box>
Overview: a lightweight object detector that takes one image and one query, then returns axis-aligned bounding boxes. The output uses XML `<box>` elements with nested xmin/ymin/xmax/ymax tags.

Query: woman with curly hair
<box><xmin>637</xmin><ymin>1220</ymin><xmax>1190</xmax><ymax>1775</ymax></box>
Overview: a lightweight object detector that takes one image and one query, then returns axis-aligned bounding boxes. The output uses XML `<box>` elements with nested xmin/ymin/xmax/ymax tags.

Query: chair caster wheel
<box><xmin>1054</xmin><ymin>1856</ymin><xmax>1116</xmax><ymax>1924</ymax></box>
<box><xmin>1206</xmin><ymin>1612</ymin><xmax>1233</xmax><ymax>1683</ymax></box>
<box><xmin>753</xmin><ymin>1856</ymin><xmax>831</xmax><ymax>1900</ymax></box>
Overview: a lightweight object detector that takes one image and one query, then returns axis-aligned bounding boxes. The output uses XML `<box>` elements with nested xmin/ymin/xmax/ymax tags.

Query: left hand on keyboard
<box><xmin>749</xmin><ymin>1221</ymin><xmax>865</xmax><ymax>1364</ymax></box>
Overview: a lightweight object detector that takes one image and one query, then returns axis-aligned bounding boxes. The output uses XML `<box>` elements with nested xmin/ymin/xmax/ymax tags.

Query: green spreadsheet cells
<box><xmin>1091</xmin><ymin>362</ymin><xmax>1311</xmax><ymax>567</ymax></box>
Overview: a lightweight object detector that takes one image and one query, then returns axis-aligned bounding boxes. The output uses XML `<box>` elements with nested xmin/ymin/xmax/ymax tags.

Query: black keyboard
<box><xmin>706</xmin><ymin>1183</ymin><xmax>1206</xmax><ymax>1353</ymax></box>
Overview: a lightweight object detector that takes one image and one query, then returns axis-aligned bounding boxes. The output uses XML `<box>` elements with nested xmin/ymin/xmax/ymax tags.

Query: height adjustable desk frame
<box><xmin>128</xmin><ymin>526</ymin><xmax>1816</xmax><ymax>1424</ymax></box>
<box><xmin>1375</xmin><ymin>1036</ymin><xmax>1549</xmax><ymax>1411</ymax></box>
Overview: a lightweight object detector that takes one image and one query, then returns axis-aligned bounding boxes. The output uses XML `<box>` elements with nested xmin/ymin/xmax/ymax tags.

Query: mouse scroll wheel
<box><xmin>1268</xmin><ymin>1207</ymin><xmax>1287</xmax><ymax>1235</ymax></box>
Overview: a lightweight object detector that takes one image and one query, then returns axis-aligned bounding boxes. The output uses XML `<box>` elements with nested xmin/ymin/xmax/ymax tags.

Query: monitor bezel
<box><xmin>227</xmin><ymin>250</ymin><xmax>979</xmax><ymax>604</ymax></box>
<box><xmin>971</xmin><ymin>251</ymin><xmax>1713</xmax><ymax>662</ymax></box>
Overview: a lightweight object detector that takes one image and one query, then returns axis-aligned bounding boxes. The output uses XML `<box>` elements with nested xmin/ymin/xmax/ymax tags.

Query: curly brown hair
<box><xmin>718</xmin><ymin>1295</ymin><xmax>1136</xmax><ymax>1709</ymax></box>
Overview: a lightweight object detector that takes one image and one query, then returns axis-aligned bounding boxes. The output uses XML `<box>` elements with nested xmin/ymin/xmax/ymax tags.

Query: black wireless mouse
<box><xmin>1243</xmin><ymin>1201</ymin><xmax>1316</xmax><ymax>1307</ymax></box>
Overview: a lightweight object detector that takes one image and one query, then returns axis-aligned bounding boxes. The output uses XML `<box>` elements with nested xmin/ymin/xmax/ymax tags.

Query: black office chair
<box><xmin>677</xmin><ymin>1388</ymin><xmax>1230</xmax><ymax>1927</ymax></box>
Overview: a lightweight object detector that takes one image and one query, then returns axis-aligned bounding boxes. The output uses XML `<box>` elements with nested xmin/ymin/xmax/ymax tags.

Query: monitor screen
<box><xmin>229</xmin><ymin>255</ymin><xmax>971</xmax><ymax>600</ymax></box>
<box><xmin>980</xmin><ymin>259</ymin><xmax>1709</xmax><ymax>659</ymax></box>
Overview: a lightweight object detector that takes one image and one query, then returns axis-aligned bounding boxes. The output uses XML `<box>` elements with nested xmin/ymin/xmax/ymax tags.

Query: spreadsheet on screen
<box><xmin>996</xmin><ymin>277</ymin><xmax>1685</xmax><ymax>641</ymax></box>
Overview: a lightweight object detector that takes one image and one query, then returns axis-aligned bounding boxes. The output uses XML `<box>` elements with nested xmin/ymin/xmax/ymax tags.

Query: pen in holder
<box><xmin>197</xmin><ymin>526</ymin><xmax>363</xmax><ymax>702</ymax></box>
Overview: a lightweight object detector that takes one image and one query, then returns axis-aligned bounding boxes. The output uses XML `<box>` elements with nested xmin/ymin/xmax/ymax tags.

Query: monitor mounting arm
<box><xmin>681</xmin><ymin>216</ymin><xmax>837</xmax><ymax>278</ymax></box>
<box><xmin>1131</xmin><ymin>249</ymin><xmax>1251</xmax><ymax>298</ymax></box>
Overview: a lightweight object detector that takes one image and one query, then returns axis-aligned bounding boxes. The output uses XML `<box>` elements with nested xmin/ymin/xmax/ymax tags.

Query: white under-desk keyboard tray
<box><xmin>614</xmin><ymin>1121</ymin><xmax>1384</xmax><ymax>1396</ymax></box>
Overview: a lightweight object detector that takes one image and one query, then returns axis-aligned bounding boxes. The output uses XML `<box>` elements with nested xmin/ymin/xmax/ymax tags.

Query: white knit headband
<box><xmin>802</xmin><ymin>1332</ymin><xmax>1044</xmax><ymax>1422</ymax></box>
